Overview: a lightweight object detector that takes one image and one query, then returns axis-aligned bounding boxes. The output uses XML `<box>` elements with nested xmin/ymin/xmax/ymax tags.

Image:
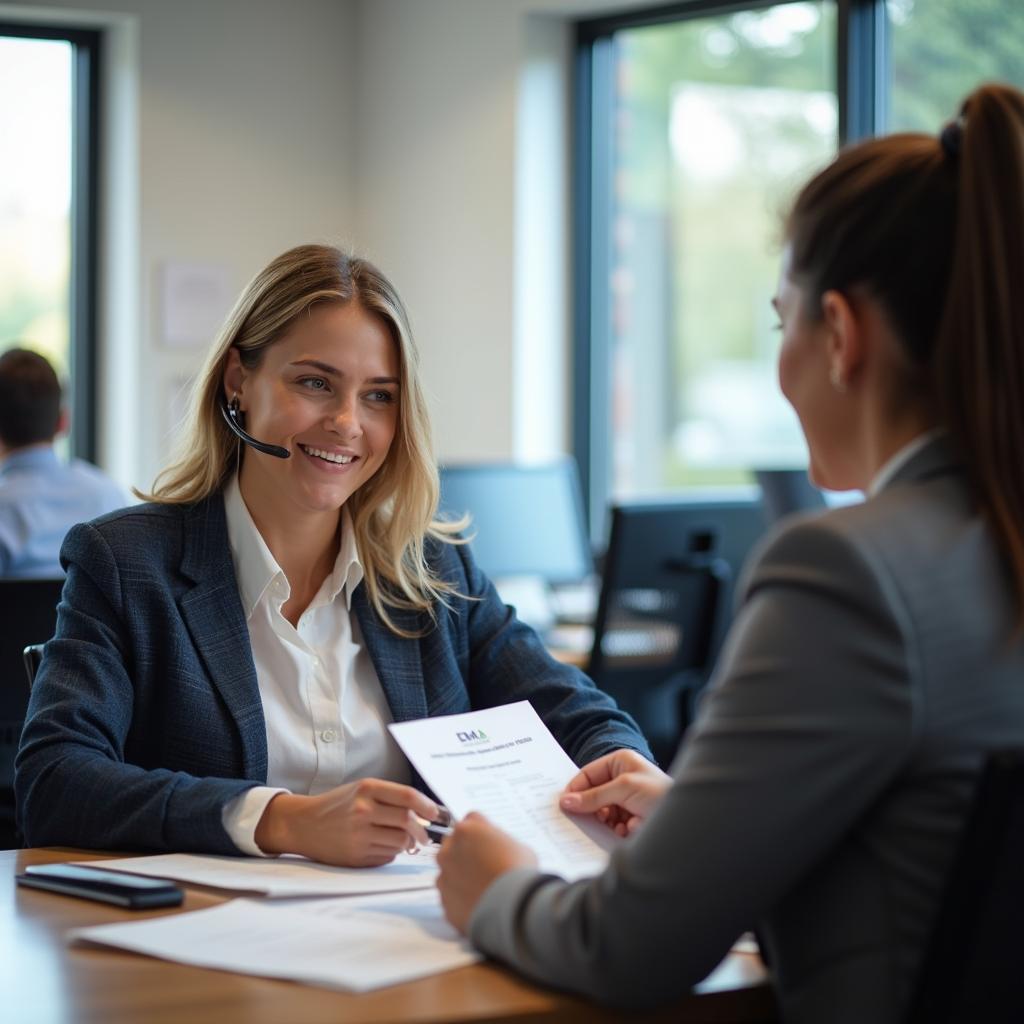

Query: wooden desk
<box><xmin>3</xmin><ymin>848</ymin><xmax>777</xmax><ymax>1024</ymax></box>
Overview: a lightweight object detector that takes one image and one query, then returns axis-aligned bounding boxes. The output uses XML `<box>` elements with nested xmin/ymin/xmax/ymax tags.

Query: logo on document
<box><xmin>456</xmin><ymin>729</ymin><xmax>489</xmax><ymax>744</ymax></box>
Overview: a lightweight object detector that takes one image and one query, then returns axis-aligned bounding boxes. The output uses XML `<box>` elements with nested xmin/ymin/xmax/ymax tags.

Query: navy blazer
<box><xmin>15</xmin><ymin>495</ymin><xmax>649</xmax><ymax>854</ymax></box>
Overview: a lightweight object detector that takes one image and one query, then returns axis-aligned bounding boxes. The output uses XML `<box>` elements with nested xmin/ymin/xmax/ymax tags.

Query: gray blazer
<box><xmin>470</xmin><ymin>438</ymin><xmax>1024</xmax><ymax>1024</ymax></box>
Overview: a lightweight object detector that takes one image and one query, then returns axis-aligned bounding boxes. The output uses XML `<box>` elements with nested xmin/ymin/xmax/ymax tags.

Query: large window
<box><xmin>0</xmin><ymin>24</ymin><xmax>100</xmax><ymax>459</ymax></box>
<box><xmin>575</xmin><ymin>0</ymin><xmax>1023</xmax><ymax>536</ymax></box>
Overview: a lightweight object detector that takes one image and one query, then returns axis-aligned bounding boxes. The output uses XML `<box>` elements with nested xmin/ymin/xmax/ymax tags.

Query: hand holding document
<box><xmin>71</xmin><ymin>888</ymin><xmax>480</xmax><ymax>992</ymax></box>
<box><xmin>389</xmin><ymin>701</ymin><xmax>622</xmax><ymax>879</ymax></box>
<box><xmin>70</xmin><ymin>849</ymin><xmax>437</xmax><ymax>898</ymax></box>
<box><xmin>62</xmin><ymin>703</ymin><xmax>616</xmax><ymax>994</ymax></box>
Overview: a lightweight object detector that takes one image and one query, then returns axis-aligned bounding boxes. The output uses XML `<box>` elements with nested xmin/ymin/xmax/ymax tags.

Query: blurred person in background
<box><xmin>0</xmin><ymin>347</ymin><xmax>125</xmax><ymax>578</ymax></box>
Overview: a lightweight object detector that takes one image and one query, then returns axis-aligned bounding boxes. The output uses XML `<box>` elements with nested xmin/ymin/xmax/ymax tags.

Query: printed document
<box><xmin>70</xmin><ymin>849</ymin><xmax>437</xmax><ymax>897</ymax></box>
<box><xmin>389</xmin><ymin>700</ymin><xmax>621</xmax><ymax>879</ymax></box>
<box><xmin>71</xmin><ymin>888</ymin><xmax>479</xmax><ymax>991</ymax></box>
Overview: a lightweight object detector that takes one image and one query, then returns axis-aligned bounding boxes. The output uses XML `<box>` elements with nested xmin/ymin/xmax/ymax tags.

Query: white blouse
<box><xmin>219</xmin><ymin>475</ymin><xmax>410</xmax><ymax>854</ymax></box>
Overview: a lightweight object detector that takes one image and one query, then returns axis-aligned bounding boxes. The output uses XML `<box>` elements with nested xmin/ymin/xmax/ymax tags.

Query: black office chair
<box><xmin>0</xmin><ymin>578</ymin><xmax>64</xmax><ymax>849</ymax></box>
<box><xmin>906</xmin><ymin>749</ymin><xmax>1024</xmax><ymax>1024</ymax></box>
<box><xmin>587</xmin><ymin>503</ymin><xmax>731</xmax><ymax>766</ymax></box>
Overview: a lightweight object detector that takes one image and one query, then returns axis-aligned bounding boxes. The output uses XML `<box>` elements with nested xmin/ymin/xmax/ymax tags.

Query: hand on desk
<box><xmin>437</xmin><ymin>813</ymin><xmax>538</xmax><ymax>934</ymax></box>
<box><xmin>560</xmin><ymin>748</ymin><xmax>671</xmax><ymax>837</ymax></box>
<box><xmin>254</xmin><ymin>779</ymin><xmax>439</xmax><ymax>867</ymax></box>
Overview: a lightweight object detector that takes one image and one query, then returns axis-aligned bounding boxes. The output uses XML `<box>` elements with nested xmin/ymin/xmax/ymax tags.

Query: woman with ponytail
<box><xmin>435</xmin><ymin>84</ymin><xmax>1024</xmax><ymax>1024</ymax></box>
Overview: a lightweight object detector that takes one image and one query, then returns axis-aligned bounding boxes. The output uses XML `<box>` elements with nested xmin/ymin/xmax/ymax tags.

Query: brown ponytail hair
<box><xmin>786</xmin><ymin>83</ymin><xmax>1024</xmax><ymax>619</ymax></box>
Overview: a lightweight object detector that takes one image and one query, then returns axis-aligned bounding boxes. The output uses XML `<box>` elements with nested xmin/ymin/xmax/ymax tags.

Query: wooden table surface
<box><xmin>2</xmin><ymin>848</ymin><xmax>778</xmax><ymax>1024</ymax></box>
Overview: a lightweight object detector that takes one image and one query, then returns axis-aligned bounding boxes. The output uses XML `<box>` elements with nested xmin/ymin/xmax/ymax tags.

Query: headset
<box><xmin>220</xmin><ymin>396</ymin><xmax>290</xmax><ymax>459</ymax></box>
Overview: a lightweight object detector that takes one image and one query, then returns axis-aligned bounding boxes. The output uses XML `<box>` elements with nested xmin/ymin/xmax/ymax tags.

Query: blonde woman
<box><xmin>16</xmin><ymin>245</ymin><xmax>650</xmax><ymax>866</ymax></box>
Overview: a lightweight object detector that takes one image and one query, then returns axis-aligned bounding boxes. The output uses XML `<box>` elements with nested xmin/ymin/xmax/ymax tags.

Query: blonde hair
<box><xmin>138</xmin><ymin>244</ymin><xmax>464</xmax><ymax>636</ymax></box>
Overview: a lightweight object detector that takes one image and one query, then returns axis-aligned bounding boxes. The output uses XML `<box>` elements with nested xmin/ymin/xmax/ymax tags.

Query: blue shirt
<box><xmin>0</xmin><ymin>446</ymin><xmax>127</xmax><ymax>578</ymax></box>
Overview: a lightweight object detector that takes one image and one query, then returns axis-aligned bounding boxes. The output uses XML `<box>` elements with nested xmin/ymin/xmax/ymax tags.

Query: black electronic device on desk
<box><xmin>16</xmin><ymin>862</ymin><xmax>184</xmax><ymax>908</ymax></box>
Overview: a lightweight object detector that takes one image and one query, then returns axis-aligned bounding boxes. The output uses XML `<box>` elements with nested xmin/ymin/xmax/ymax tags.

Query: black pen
<box><xmin>424</xmin><ymin>821</ymin><xmax>454</xmax><ymax>842</ymax></box>
<box><xmin>416</xmin><ymin>806</ymin><xmax>454</xmax><ymax>843</ymax></box>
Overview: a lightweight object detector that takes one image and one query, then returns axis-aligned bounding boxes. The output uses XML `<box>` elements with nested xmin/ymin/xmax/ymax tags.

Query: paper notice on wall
<box><xmin>160</xmin><ymin>262</ymin><xmax>232</xmax><ymax>349</ymax></box>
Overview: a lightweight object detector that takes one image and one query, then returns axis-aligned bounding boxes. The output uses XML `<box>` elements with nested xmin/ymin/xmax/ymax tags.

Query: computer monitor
<box><xmin>754</xmin><ymin>468</ymin><xmax>827</xmax><ymax>524</ymax></box>
<box><xmin>603</xmin><ymin>496</ymin><xmax>768</xmax><ymax>655</ymax></box>
<box><xmin>438</xmin><ymin>460</ymin><xmax>592</xmax><ymax>584</ymax></box>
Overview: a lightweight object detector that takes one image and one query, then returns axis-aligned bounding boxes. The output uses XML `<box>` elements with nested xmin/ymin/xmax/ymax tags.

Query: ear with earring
<box><xmin>830</xmin><ymin>365</ymin><xmax>847</xmax><ymax>393</ymax></box>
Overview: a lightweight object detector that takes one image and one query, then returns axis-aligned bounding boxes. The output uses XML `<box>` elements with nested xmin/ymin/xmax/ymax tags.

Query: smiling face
<box><xmin>224</xmin><ymin>300</ymin><xmax>400</xmax><ymax>527</ymax></box>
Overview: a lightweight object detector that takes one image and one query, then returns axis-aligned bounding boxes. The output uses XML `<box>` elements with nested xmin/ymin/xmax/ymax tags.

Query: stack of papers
<box><xmin>73</xmin><ymin>888</ymin><xmax>479</xmax><ymax>991</ymax></box>
<box><xmin>71</xmin><ymin>849</ymin><xmax>437</xmax><ymax>897</ymax></box>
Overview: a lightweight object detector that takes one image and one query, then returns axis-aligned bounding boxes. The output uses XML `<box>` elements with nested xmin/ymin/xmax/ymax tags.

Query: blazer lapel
<box><xmin>352</xmin><ymin>586</ymin><xmax>428</xmax><ymax>723</ymax></box>
<box><xmin>178</xmin><ymin>496</ymin><xmax>268</xmax><ymax>781</ymax></box>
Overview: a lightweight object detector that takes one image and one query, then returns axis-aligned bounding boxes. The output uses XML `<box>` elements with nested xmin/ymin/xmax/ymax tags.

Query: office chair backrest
<box><xmin>588</xmin><ymin>501</ymin><xmax>752</xmax><ymax>764</ymax></box>
<box><xmin>0</xmin><ymin>577</ymin><xmax>64</xmax><ymax>849</ymax></box>
<box><xmin>0</xmin><ymin>578</ymin><xmax>63</xmax><ymax>747</ymax></box>
<box><xmin>906</xmin><ymin>749</ymin><xmax>1024</xmax><ymax>1024</ymax></box>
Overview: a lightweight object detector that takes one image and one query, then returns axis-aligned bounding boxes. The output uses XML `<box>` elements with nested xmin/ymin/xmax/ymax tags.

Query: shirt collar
<box><xmin>868</xmin><ymin>428</ymin><xmax>945</xmax><ymax>497</ymax></box>
<box><xmin>332</xmin><ymin>507</ymin><xmax>364</xmax><ymax>611</ymax></box>
<box><xmin>223</xmin><ymin>475</ymin><xmax>364</xmax><ymax>620</ymax></box>
<box><xmin>0</xmin><ymin>445</ymin><xmax>60</xmax><ymax>476</ymax></box>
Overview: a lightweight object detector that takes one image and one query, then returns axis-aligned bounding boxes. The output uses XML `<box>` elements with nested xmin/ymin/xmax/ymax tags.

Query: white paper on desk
<box><xmin>70</xmin><ymin>849</ymin><xmax>437</xmax><ymax>897</ymax></box>
<box><xmin>389</xmin><ymin>700</ymin><xmax>621</xmax><ymax>879</ymax></box>
<box><xmin>70</xmin><ymin>888</ymin><xmax>480</xmax><ymax>992</ymax></box>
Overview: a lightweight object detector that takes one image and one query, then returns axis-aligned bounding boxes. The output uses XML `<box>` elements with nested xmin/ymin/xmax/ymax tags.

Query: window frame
<box><xmin>573</xmin><ymin>0</ymin><xmax>886</xmax><ymax>539</ymax></box>
<box><xmin>0</xmin><ymin>21</ymin><xmax>102</xmax><ymax>462</ymax></box>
